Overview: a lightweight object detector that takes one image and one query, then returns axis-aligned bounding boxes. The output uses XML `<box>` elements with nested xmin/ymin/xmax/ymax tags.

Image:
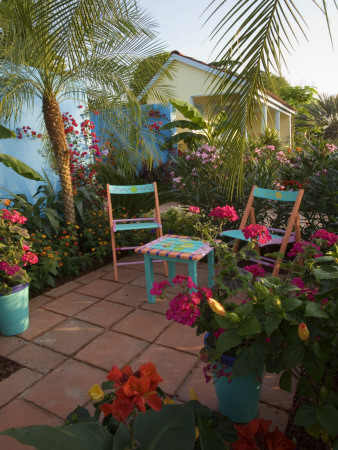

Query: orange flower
<box><xmin>140</xmin><ymin>362</ymin><xmax>163</xmax><ymax>389</ymax></box>
<box><xmin>3</xmin><ymin>199</ymin><xmax>11</xmax><ymax>206</ymax></box>
<box><xmin>298</xmin><ymin>323</ymin><xmax>309</xmax><ymax>341</ymax></box>
<box><xmin>207</xmin><ymin>298</ymin><xmax>226</xmax><ymax>316</ymax></box>
<box><xmin>107</xmin><ymin>364</ymin><xmax>133</xmax><ymax>387</ymax></box>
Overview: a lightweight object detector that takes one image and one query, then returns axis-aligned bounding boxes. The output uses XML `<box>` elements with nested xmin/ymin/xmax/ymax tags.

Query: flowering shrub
<box><xmin>242</xmin><ymin>224</ymin><xmax>272</xmax><ymax>244</ymax></box>
<box><xmin>209</xmin><ymin>205</ymin><xmax>239</xmax><ymax>222</ymax></box>
<box><xmin>242</xmin><ymin>264</ymin><xmax>266</xmax><ymax>278</ymax></box>
<box><xmin>0</xmin><ymin>205</ymin><xmax>38</xmax><ymax>294</ymax></box>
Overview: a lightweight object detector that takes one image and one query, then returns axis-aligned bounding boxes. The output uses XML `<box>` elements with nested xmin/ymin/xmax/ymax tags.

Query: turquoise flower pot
<box><xmin>0</xmin><ymin>284</ymin><xmax>29</xmax><ymax>336</ymax></box>
<box><xmin>213</xmin><ymin>356</ymin><xmax>262</xmax><ymax>423</ymax></box>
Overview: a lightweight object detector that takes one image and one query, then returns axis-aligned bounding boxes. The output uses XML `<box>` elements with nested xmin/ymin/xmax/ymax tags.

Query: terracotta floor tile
<box><xmin>105</xmin><ymin>284</ymin><xmax>147</xmax><ymax>307</ymax></box>
<box><xmin>155</xmin><ymin>322</ymin><xmax>204</xmax><ymax>355</ymax></box>
<box><xmin>100</xmin><ymin>262</ymin><xmax>118</xmax><ymax>272</ymax></box>
<box><xmin>75</xmin><ymin>331</ymin><xmax>148</xmax><ymax>371</ymax></box>
<box><xmin>141</xmin><ymin>297</ymin><xmax>171</xmax><ymax>315</ymax></box>
<box><xmin>74</xmin><ymin>270</ymin><xmax>107</xmax><ymax>284</ymax></box>
<box><xmin>75</xmin><ymin>301</ymin><xmax>133</xmax><ymax>328</ymax></box>
<box><xmin>18</xmin><ymin>309</ymin><xmax>66</xmax><ymax>341</ymax></box>
<box><xmin>131</xmin><ymin>344</ymin><xmax>197</xmax><ymax>395</ymax></box>
<box><xmin>102</xmin><ymin>267</ymin><xmax>142</xmax><ymax>284</ymax></box>
<box><xmin>176</xmin><ymin>362</ymin><xmax>218</xmax><ymax>411</ymax></box>
<box><xmin>43</xmin><ymin>292</ymin><xmax>99</xmax><ymax>317</ymax></box>
<box><xmin>44</xmin><ymin>281</ymin><xmax>82</xmax><ymax>298</ymax></box>
<box><xmin>261</xmin><ymin>372</ymin><xmax>295</xmax><ymax>410</ymax></box>
<box><xmin>130</xmin><ymin>272</ymin><xmax>169</xmax><ymax>288</ymax></box>
<box><xmin>29</xmin><ymin>295</ymin><xmax>53</xmax><ymax>311</ymax></box>
<box><xmin>23</xmin><ymin>359</ymin><xmax>106</xmax><ymax>419</ymax></box>
<box><xmin>34</xmin><ymin>318</ymin><xmax>103</xmax><ymax>356</ymax></box>
<box><xmin>0</xmin><ymin>398</ymin><xmax>63</xmax><ymax>450</ymax></box>
<box><xmin>112</xmin><ymin>310</ymin><xmax>170</xmax><ymax>342</ymax></box>
<box><xmin>0</xmin><ymin>336</ymin><xmax>27</xmax><ymax>356</ymax></box>
<box><xmin>258</xmin><ymin>403</ymin><xmax>289</xmax><ymax>431</ymax></box>
<box><xmin>75</xmin><ymin>279</ymin><xmax>121</xmax><ymax>298</ymax></box>
<box><xmin>0</xmin><ymin>368</ymin><xmax>42</xmax><ymax>408</ymax></box>
<box><xmin>9</xmin><ymin>343</ymin><xmax>66</xmax><ymax>374</ymax></box>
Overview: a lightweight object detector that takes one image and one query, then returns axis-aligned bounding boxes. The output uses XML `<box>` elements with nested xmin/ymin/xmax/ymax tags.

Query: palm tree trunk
<box><xmin>42</xmin><ymin>94</ymin><xmax>76</xmax><ymax>224</ymax></box>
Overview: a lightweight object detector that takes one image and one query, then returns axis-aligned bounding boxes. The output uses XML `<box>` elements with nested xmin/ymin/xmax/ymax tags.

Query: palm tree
<box><xmin>0</xmin><ymin>0</ymin><xmax>168</xmax><ymax>223</ymax></box>
<box><xmin>297</xmin><ymin>94</ymin><xmax>338</xmax><ymax>141</ymax></box>
<box><xmin>204</xmin><ymin>0</ymin><xmax>336</xmax><ymax>197</ymax></box>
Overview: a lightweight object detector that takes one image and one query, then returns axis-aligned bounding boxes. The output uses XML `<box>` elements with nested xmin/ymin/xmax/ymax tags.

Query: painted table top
<box><xmin>134</xmin><ymin>235</ymin><xmax>214</xmax><ymax>261</ymax></box>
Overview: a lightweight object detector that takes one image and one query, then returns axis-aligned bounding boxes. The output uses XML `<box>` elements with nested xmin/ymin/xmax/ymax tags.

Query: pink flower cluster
<box><xmin>21</xmin><ymin>251</ymin><xmax>39</xmax><ymax>265</ymax></box>
<box><xmin>2</xmin><ymin>209</ymin><xmax>27</xmax><ymax>224</ymax></box>
<box><xmin>0</xmin><ymin>262</ymin><xmax>20</xmax><ymax>275</ymax></box>
<box><xmin>311</xmin><ymin>229</ymin><xmax>338</xmax><ymax>245</ymax></box>
<box><xmin>188</xmin><ymin>206</ymin><xmax>200</xmax><ymax>214</ymax></box>
<box><xmin>166</xmin><ymin>291</ymin><xmax>201</xmax><ymax>326</ymax></box>
<box><xmin>291</xmin><ymin>278</ymin><xmax>318</xmax><ymax>302</ymax></box>
<box><xmin>287</xmin><ymin>241</ymin><xmax>322</xmax><ymax>258</ymax></box>
<box><xmin>242</xmin><ymin>224</ymin><xmax>272</xmax><ymax>244</ymax></box>
<box><xmin>150</xmin><ymin>280</ymin><xmax>171</xmax><ymax>296</ymax></box>
<box><xmin>209</xmin><ymin>205</ymin><xmax>239</xmax><ymax>222</ymax></box>
<box><xmin>186</xmin><ymin>144</ymin><xmax>220</xmax><ymax>164</ymax></box>
<box><xmin>243</xmin><ymin>264</ymin><xmax>266</xmax><ymax>278</ymax></box>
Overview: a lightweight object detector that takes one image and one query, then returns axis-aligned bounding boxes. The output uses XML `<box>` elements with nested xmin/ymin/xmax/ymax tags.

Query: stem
<box><xmin>291</xmin><ymin>368</ymin><xmax>301</xmax><ymax>381</ymax></box>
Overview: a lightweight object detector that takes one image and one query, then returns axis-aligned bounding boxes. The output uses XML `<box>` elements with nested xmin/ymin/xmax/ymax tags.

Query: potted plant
<box><xmin>0</xmin><ymin>202</ymin><xmax>38</xmax><ymax>335</ymax></box>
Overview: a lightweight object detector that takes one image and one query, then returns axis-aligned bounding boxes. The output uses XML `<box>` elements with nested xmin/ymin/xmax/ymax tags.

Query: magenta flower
<box><xmin>150</xmin><ymin>280</ymin><xmax>171</xmax><ymax>296</ymax></box>
<box><xmin>188</xmin><ymin>206</ymin><xmax>200</xmax><ymax>214</ymax></box>
<box><xmin>243</xmin><ymin>264</ymin><xmax>266</xmax><ymax>277</ymax></box>
<box><xmin>209</xmin><ymin>205</ymin><xmax>239</xmax><ymax>222</ymax></box>
<box><xmin>21</xmin><ymin>251</ymin><xmax>38</xmax><ymax>265</ymax></box>
<box><xmin>166</xmin><ymin>292</ymin><xmax>201</xmax><ymax>326</ymax></box>
<box><xmin>311</xmin><ymin>229</ymin><xmax>338</xmax><ymax>245</ymax></box>
<box><xmin>287</xmin><ymin>241</ymin><xmax>321</xmax><ymax>258</ymax></box>
<box><xmin>242</xmin><ymin>224</ymin><xmax>272</xmax><ymax>244</ymax></box>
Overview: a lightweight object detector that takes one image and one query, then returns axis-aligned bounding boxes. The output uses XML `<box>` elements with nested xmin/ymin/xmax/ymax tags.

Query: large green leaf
<box><xmin>165</xmin><ymin>131</ymin><xmax>206</xmax><ymax>146</ymax></box>
<box><xmin>279</xmin><ymin>370</ymin><xmax>292</xmax><ymax>393</ymax></box>
<box><xmin>198</xmin><ymin>418</ymin><xmax>229</xmax><ymax>449</ymax></box>
<box><xmin>313</xmin><ymin>266</ymin><xmax>338</xmax><ymax>281</ymax></box>
<box><xmin>0</xmin><ymin>153</ymin><xmax>44</xmax><ymax>181</ymax></box>
<box><xmin>265</xmin><ymin>314</ymin><xmax>282</xmax><ymax>335</ymax></box>
<box><xmin>316</xmin><ymin>405</ymin><xmax>338</xmax><ymax>439</ymax></box>
<box><xmin>305</xmin><ymin>302</ymin><xmax>329</xmax><ymax>319</ymax></box>
<box><xmin>0</xmin><ymin>423</ymin><xmax>114</xmax><ymax>450</ymax></box>
<box><xmin>283</xmin><ymin>342</ymin><xmax>305</xmax><ymax>369</ymax></box>
<box><xmin>294</xmin><ymin>403</ymin><xmax>317</xmax><ymax>428</ymax></box>
<box><xmin>216</xmin><ymin>329</ymin><xmax>241</xmax><ymax>356</ymax></box>
<box><xmin>238</xmin><ymin>316</ymin><xmax>261</xmax><ymax>336</ymax></box>
<box><xmin>0</xmin><ymin>124</ymin><xmax>15</xmax><ymax>139</ymax></box>
<box><xmin>161</xmin><ymin>119</ymin><xmax>203</xmax><ymax>131</ymax></box>
<box><xmin>169</xmin><ymin>99</ymin><xmax>208</xmax><ymax>129</ymax></box>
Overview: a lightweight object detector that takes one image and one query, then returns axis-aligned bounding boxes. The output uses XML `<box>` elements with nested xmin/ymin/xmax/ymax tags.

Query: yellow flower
<box><xmin>88</xmin><ymin>384</ymin><xmax>105</xmax><ymax>401</ymax></box>
<box><xmin>163</xmin><ymin>397</ymin><xmax>175</xmax><ymax>405</ymax></box>
<box><xmin>42</xmin><ymin>235</ymin><xmax>46</xmax><ymax>239</ymax></box>
<box><xmin>64</xmin><ymin>252</ymin><xmax>68</xmax><ymax>256</ymax></box>
<box><xmin>189</xmin><ymin>388</ymin><xmax>199</xmax><ymax>401</ymax></box>
<box><xmin>91</xmin><ymin>248</ymin><xmax>96</xmax><ymax>252</ymax></box>
<box><xmin>207</xmin><ymin>298</ymin><xmax>226</xmax><ymax>317</ymax></box>
<box><xmin>298</xmin><ymin>323</ymin><xmax>310</xmax><ymax>341</ymax></box>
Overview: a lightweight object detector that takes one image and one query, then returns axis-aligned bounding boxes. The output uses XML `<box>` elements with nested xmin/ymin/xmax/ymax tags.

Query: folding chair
<box><xmin>106</xmin><ymin>182</ymin><xmax>167</xmax><ymax>281</ymax></box>
<box><xmin>221</xmin><ymin>186</ymin><xmax>304</xmax><ymax>276</ymax></box>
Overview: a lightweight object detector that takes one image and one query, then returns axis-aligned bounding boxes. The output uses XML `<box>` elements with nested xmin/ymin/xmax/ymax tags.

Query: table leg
<box><xmin>144</xmin><ymin>254</ymin><xmax>156</xmax><ymax>303</ymax></box>
<box><xmin>207</xmin><ymin>249</ymin><xmax>215</xmax><ymax>288</ymax></box>
<box><xmin>188</xmin><ymin>261</ymin><xmax>198</xmax><ymax>292</ymax></box>
<box><xmin>168</xmin><ymin>261</ymin><xmax>176</xmax><ymax>283</ymax></box>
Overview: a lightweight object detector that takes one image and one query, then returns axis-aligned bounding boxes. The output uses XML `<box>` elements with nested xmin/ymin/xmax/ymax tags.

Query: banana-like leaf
<box><xmin>169</xmin><ymin>99</ymin><xmax>208</xmax><ymax>129</ymax></box>
<box><xmin>165</xmin><ymin>132</ymin><xmax>206</xmax><ymax>146</ymax></box>
<box><xmin>161</xmin><ymin>119</ymin><xmax>203</xmax><ymax>131</ymax></box>
<box><xmin>0</xmin><ymin>124</ymin><xmax>15</xmax><ymax>139</ymax></box>
<box><xmin>0</xmin><ymin>422</ymin><xmax>114</xmax><ymax>450</ymax></box>
<box><xmin>0</xmin><ymin>153</ymin><xmax>44</xmax><ymax>181</ymax></box>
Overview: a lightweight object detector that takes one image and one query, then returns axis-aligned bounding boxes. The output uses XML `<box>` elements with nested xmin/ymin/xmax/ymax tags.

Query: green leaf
<box><xmin>316</xmin><ymin>405</ymin><xmax>338</xmax><ymax>439</ymax></box>
<box><xmin>131</xmin><ymin>405</ymin><xmax>195</xmax><ymax>450</ymax></box>
<box><xmin>283</xmin><ymin>342</ymin><xmax>304</xmax><ymax>369</ymax></box>
<box><xmin>281</xmin><ymin>297</ymin><xmax>302</xmax><ymax>312</ymax></box>
<box><xmin>294</xmin><ymin>403</ymin><xmax>317</xmax><ymax>428</ymax></box>
<box><xmin>313</xmin><ymin>266</ymin><xmax>338</xmax><ymax>281</ymax></box>
<box><xmin>198</xmin><ymin>418</ymin><xmax>229</xmax><ymax>450</ymax></box>
<box><xmin>101</xmin><ymin>380</ymin><xmax>114</xmax><ymax>390</ymax></box>
<box><xmin>0</xmin><ymin>124</ymin><xmax>15</xmax><ymax>138</ymax></box>
<box><xmin>279</xmin><ymin>371</ymin><xmax>292</xmax><ymax>392</ymax></box>
<box><xmin>232</xmin><ymin>342</ymin><xmax>265</xmax><ymax>377</ymax></box>
<box><xmin>265</xmin><ymin>314</ymin><xmax>282</xmax><ymax>335</ymax></box>
<box><xmin>216</xmin><ymin>329</ymin><xmax>241</xmax><ymax>356</ymax></box>
<box><xmin>297</xmin><ymin>378</ymin><xmax>316</xmax><ymax>399</ymax></box>
<box><xmin>0</xmin><ymin>153</ymin><xmax>44</xmax><ymax>181</ymax></box>
<box><xmin>161</xmin><ymin>119</ymin><xmax>203</xmax><ymax>131</ymax></box>
<box><xmin>169</xmin><ymin>98</ymin><xmax>207</xmax><ymax>128</ymax></box>
<box><xmin>238</xmin><ymin>316</ymin><xmax>261</xmax><ymax>336</ymax></box>
<box><xmin>165</xmin><ymin>131</ymin><xmax>205</xmax><ymax>146</ymax></box>
<box><xmin>313</xmin><ymin>341</ymin><xmax>331</xmax><ymax>361</ymax></box>
<box><xmin>305</xmin><ymin>302</ymin><xmax>329</xmax><ymax>319</ymax></box>
<box><xmin>0</xmin><ymin>423</ymin><xmax>114</xmax><ymax>449</ymax></box>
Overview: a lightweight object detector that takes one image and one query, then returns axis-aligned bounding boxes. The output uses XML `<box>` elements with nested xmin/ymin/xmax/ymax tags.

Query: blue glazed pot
<box><xmin>0</xmin><ymin>284</ymin><xmax>29</xmax><ymax>336</ymax></box>
<box><xmin>204</xmin><ymin>333</ymin><xmax>262</xmax><ymax>423</ymax></box>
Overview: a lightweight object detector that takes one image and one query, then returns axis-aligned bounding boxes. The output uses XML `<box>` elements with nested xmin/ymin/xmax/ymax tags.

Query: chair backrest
<box><xmin>239</xmin><ymin>185</ymin><xmax>304</xmax><ymax>231</ymax></box>
<box><xmin>106</xmin><ymin>182</ymin><xmax>161</xmax><ymax>228</ymax></box>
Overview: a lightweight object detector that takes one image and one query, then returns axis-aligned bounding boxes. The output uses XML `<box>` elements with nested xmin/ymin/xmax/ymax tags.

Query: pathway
<box><xmin>0</xmin><ymin>255</ymin><xmax>294</xmax><ymax>449</ymax></box>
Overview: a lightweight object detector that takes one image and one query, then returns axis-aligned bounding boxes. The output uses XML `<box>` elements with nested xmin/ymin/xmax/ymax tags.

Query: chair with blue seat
<box><xmin>221</xmin><ymin>185</ymin><xmax>304</xmax><ymax>276</ymax></box>
<box><xmin>106</xmin><ymin>182</ymin><xmax>167</xmax><ymax>281</ymax></box>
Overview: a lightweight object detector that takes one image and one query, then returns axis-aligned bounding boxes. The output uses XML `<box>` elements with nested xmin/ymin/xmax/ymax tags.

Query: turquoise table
<box><xmin>135</xmin><ymin>234</ymin><xmax>215</xmax><ymax>303</ymax></box>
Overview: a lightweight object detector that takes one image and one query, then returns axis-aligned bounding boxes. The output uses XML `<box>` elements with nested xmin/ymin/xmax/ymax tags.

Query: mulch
<box><xmin>0</xmin><ymin>356</ymin><xmax>24</xmax><ymax>382</ymax></box>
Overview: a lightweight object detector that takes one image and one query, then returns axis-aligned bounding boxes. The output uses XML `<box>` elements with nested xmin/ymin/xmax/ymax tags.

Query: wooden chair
<box><xmin>221</xmin><ymin>186</ymin><xmax>304</xmax><ymax>276</ymax></box>
<box><xmin>106</xmin><ymin>182</ymin><xmax>167</xmax><ymax>281</ymax></box>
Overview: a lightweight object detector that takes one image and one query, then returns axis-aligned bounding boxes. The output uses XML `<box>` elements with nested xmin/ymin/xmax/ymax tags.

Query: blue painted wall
<box><xmin>0</xmin><ymin>98</ymin><xmax>85</xmax><ymax>203</ymax></box>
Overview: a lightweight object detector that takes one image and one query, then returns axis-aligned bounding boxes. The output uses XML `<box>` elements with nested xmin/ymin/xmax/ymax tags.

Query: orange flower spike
<box><xmin>298</xmin><ymin>323</ymin><xmax>310</xmax><ymax>341</ymax></box>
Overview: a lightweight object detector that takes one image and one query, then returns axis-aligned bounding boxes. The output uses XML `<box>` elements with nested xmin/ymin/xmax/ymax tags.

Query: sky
<box><xmin>139</xmin><ymin>0</ymin><xmax>338</xmax><ymax>95</ymax></box>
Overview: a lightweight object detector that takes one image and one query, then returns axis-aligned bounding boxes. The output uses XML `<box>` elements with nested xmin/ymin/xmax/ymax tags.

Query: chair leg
<box><xmin>156</xmin><ymin>228</ymin><xmax>168</xmax><ymax>276</ymax></box>
<box><xmin>111</xmin><ymin>231</ymin><xmax>119</xmax><ymax>282</ymax></box>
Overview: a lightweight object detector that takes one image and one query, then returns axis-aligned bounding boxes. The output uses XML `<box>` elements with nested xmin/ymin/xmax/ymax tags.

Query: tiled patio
<box><xmin>0</xmin><ymin>255</ymin><xmax>293</xmax><ymax>449</ymax></box>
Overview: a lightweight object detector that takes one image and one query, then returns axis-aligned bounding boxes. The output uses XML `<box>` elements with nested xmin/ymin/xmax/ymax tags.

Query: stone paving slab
<box><xmin>0</xmin><ymin>254</ymin><xmax>295</xmax><ymax>442</ymax></box>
